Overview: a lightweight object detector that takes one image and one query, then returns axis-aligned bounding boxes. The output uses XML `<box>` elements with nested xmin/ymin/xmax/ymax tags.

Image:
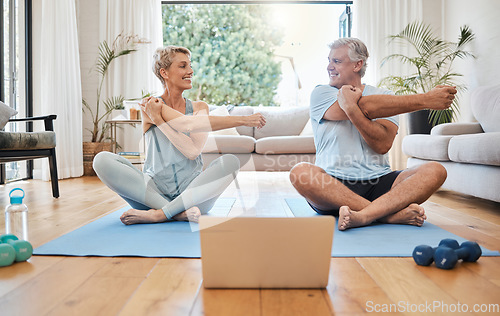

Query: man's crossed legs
<box><xmin>289</xmin><ymin>162</ymin><xmax>447</xmax><ymax>230</ymax></box>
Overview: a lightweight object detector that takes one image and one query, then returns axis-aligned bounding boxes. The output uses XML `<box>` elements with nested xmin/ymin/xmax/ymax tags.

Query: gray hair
<box><xmin>152</xmin><ymin>46</ymin><xmax>191</xmax><ymax>87</ymax></box>
<box><xmin>329</xmin><ymin>38</ymin><xmax>369</xmax><ymax>77</ymax></box>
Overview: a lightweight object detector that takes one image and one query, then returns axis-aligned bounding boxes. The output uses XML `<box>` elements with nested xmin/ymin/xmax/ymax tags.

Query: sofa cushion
<box><xmin>448</xmin><ymin>132</ymin><xmax>500</xmax><ymax>166</ymax></box>
<box><xmin>402</xmin><ymin>135</ymin><xmax>453</xmax><ymax>161</ymax></box>
<box><xmin>254</xmin><ymin>106</ymin><xmax>309</xmax><ymax>140</ymax></box>
<box><xmin>431</xmin><ymin>122</ymin><xmax>483</xmax><ymax>136</ymax></box>
<box><xmin>299</xmin><ymin>119</ymin><xmax>313</xmax><ymax>136</ymax></box>
<box><xmin>255</xmin><ymin>136</ymin><xmax>316</xmax><ymax>154</ymax></box>
<box><xmin>471</xmin><ymin>84</ymin><xmax>500</xmax><ymax>133</ymax></box>
<box><xmin>202</xmin><ymin>135</ymin><xmax>255</xmax><ymax>154</ymax></box>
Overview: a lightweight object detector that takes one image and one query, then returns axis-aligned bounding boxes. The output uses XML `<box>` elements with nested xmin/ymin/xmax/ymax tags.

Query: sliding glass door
<box><xmin>1</xmin><ymin>0</ymin><xmax>31</xmax><ymax>182</ymax></box>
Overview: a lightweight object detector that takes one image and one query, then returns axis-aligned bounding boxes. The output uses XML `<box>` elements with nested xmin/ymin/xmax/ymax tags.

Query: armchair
<box><xmin>0</xmin><ymin>115</ymin><xmax>59</xmax><ymax>198</ymax></box>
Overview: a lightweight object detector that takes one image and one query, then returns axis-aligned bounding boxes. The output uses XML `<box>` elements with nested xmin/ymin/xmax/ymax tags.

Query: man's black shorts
<box><xmin>308</xmin><ymin>170</ymin><xmax>402</xmax><ymax>216</ymax></box>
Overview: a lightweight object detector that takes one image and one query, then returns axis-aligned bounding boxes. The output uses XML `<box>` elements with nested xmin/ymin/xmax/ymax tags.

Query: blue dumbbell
<box><xmin>434</xmin><ymin>241</ymin><xmax>482</xmax><ymax>270</ymax></box>
<box><xmin>412</xmin><ymin>238</ymin><xmax>460</xmax><ymax>266</ymax></box>
<box><xmin>0</xmin><ymin>234</ymin><xmax>33</xmax><ymax>262</ymax></box>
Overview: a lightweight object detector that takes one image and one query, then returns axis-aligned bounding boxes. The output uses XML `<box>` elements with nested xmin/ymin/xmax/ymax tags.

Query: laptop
<box><xmin>199</xmin><ymin>216</ymin><xmax>335</xmax><ymax>289</ymax></box>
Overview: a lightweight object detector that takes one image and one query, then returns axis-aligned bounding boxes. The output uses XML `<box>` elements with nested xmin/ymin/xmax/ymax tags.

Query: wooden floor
<box><xmin>1</xmin><ymin>172</ymin><xmax>499</xmax><ymax>315</ymax></box>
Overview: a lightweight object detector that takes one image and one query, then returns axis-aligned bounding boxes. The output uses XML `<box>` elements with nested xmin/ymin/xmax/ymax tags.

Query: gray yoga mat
<box><xmin>34</xmin><ymin>198</ymin><xmax>236</xmax><ymax>258</ymax></box>
<box><xmin>285</xmin><ymin>198</ymin><xmax>500</xmax><ymax>257</ymax></box>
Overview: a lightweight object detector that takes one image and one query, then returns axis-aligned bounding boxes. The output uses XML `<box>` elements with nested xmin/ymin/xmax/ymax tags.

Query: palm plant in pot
<box><xmin>379</xmin><ymin>21</ymin><xmax>475</xmax><ymax>134</ymax></box>
<box><xmin>82</xmin><ymin>33</ymin><xmax>144</xmax><ymax>175</ymax></box>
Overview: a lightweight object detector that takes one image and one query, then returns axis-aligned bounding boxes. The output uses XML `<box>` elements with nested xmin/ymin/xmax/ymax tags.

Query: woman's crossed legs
<box><xmin>93</xmin><ymin>152</ymin><xmax>240</xmax><ymax>224</ymax></box>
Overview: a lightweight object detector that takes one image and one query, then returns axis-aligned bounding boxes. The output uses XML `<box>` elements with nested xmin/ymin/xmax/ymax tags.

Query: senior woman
<box><xmin>93</xmin><ymin>46</ymin><xmax>265</xmax><ymax>224</ymax></box>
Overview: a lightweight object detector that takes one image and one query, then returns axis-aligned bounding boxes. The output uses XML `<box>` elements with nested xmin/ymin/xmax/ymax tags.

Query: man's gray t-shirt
<box><xmin>310</xmin><ymin>84</ymin><xmax>399</xmax><ymax>181</ymax></box>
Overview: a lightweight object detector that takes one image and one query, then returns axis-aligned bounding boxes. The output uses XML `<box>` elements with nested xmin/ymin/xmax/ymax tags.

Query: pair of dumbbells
<box><xmin>0</xmin><ymin>234</ymin><xmax>33</xmax><ymax>267</ymax></box>
<box><xmin>412</xmin><ymin>238</ymin><xmax>482</xmax><ymax>269</ymax></box>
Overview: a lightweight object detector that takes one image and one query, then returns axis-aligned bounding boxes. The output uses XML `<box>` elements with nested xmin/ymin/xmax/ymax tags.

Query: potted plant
<box><xmin>379</xmin><ymin>21</ymin><xmax>475</xmax><ymax>134</ymax></box>
<box><xmin>82</xmin><ymin>33</ymin><xmax>145</xmax><ymax>175</ymax></box>
<box><xmin>111</xmin><ymin>102</ymin><xmax>128</xmax><ymax>120</ymax></box>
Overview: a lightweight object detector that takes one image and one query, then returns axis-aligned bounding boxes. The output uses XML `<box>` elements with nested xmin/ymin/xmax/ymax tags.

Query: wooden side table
<box><xmin>105</xmin><ymin>119</ymin><xmax>142</xmax><ymax>153</ymax></box>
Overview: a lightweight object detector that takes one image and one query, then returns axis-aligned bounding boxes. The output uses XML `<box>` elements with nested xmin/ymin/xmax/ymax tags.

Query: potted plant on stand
<box><xmin>379</xmin><ymin>21</ymin><xmax>475</xmax><ymax>134</ymax></box>
<box><xmin>111</xmin><ymin>102</ymin><xmax>128</xmax><ymax>120</ymax></box>
<box><xmin>82</xmin><ymin>33</ymin><xmax>144</xmax><ymax>175</ymax></box>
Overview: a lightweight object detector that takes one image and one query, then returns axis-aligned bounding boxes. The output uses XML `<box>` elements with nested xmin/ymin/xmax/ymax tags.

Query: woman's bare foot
<box><xmin>338</xmin><ymin>206</ymin><xmax>370</xmax><ymax>231</ymax></box>
<box><xmin>120</xmin><ymin>208</ymin><xmax>167</xmax><ymax>225</ymax></box>
<box><xmin>172</xmin><ymin>206</ymin><xmax>201</xmax><ymax>223</ymax></box>
<box><xmin>379</xmin><ymin>204</ymin><xmax>426</xmax><ymax>227</ymax></box>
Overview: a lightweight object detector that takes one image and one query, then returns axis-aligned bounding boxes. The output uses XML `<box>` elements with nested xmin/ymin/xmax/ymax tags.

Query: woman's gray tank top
<box><xmin>143</xmin><ymin>98</ymin><xmax>203</xmax><ymax>199</ymax></box>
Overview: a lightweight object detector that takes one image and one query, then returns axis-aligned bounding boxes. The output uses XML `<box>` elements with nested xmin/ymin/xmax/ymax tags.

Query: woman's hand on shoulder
<box><xmin>141</xmin><ymin>97</ymin><xmax>165</xmax><ymax>125</ymax></box>
<box><xmin>245</xmin><ymin>113</ymin><xmax>266</xmax><ymax>129</ymax></box>
<box><xmin>139</xmin><ymin>97</ymin><xmax>154</xmax><ymax>124</ymax></box>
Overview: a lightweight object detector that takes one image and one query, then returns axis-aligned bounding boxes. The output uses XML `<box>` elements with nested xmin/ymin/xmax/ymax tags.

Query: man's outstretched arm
<box><xmin>360</xmin><ymin>85</ymin><xmax>457</xmax><ymax>119</ymax></box>
<box><xmin>323</xmin><ymin>85</ymin><xmax>457</xmax><ymax>121</ymax></box>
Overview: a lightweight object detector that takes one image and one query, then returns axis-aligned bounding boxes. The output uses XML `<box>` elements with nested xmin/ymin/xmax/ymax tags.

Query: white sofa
<box><xmin>402</xmin><ymin>85</ymin><xmax>500</xmax><ymax>203</ymax></box>
<box><xmin>202</xmin><ymin>105</ymin><xmax>315</xmax><ymax>171</ymax></box>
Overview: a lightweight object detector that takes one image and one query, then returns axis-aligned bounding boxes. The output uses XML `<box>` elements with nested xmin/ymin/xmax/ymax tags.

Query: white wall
<box><xmin>76</xmin><ymin>0</ymin><xmax>100</xmax><ymax>143</ymax></box>
<box><xmin>443</xmin><ymin>0</ymin><xmax>500</xmax><ymax>122</ymax></box>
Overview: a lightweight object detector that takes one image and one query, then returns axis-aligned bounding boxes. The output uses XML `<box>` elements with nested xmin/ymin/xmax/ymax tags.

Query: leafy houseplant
<box><xmin>83</xmin><ymin>33</ymin><xmax>144</xmax><ymax>142</ymax></box>
<box><xmin>82</xmin><ymin>33</ymin><xmax>144</xmax><ymax>175</ymax></box>
<box><xmin>379</xmin><ymin>21</ymin><xmax>475</xmax><ymax>132</ymax></box>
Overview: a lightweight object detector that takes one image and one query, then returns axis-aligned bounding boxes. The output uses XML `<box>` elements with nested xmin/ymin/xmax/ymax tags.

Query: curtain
<box><xmin>99</xmin><ymin>0</ymin><xmax>163</xmax><ymax>153</ymax></box>
<box><xmin>100</xmin><ymin>0</ymin><xmax>163</xmax><ymax>101</ymax></box>
<box><xmin>38</xmin><ymin>0</ymin><xmax>83</xmax><ymax>180</ymax></box>
<box><xmin>353</xmin><ymin>0</ymin><xmax>423</xmax><ymax>170</ymax></box>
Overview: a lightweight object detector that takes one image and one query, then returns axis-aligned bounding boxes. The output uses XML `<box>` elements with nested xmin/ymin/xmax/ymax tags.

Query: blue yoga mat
<box><xmin>34</xmin><ymin>198</ymin><xmax>236</xmax><ymax>258</ymax></box>
<box><xmin>285</xmin><ymin>198</ymin><xmax>500</xmax><ymax>257</ymax></box>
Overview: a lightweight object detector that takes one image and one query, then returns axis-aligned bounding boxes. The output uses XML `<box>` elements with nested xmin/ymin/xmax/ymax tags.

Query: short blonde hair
<box><xmin>329</xmin><ymin>38</ymin><xmax>369</xmax><ymax>77</ymax></box>
<box><xmin>152</xmin><ymin>46</ymin><xmax>191</xmax><ymax>86</ymax></box>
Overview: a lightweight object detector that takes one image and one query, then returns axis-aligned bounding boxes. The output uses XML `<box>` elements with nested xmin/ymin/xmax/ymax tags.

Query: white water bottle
<box><xmin>5</xmin><ymin>188</ymin><xmax>29</xmax><ymax>241</ymax></box>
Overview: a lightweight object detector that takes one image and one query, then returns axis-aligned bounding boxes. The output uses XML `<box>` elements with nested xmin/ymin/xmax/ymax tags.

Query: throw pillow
<box><xmin>300</xmin><ymin>119</ymin><xmax>313</xmax><ymax>136</ymax></box>
<box><xmin>0</xmin><ymin>101</ymin><xmax>18</xmax><ymax>130</ymax></box>
<box><xmin>209</xmin><ymin>105</ymin><xmax>240</xmax><ymax>136</ymax></box>
<box><xmin>253</xmin><ymin>106</ymin><xmax>309</xmax><ymax>139</ymax></box>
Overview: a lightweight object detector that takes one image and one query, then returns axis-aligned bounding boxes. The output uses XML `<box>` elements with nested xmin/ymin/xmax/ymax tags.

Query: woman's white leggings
<box><xmin>93</xmin><ymin>152</ymin><xmax>240</xmax><ymax>219</ymax></box>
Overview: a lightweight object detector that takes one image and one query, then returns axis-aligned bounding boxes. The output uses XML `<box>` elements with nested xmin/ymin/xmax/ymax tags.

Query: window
<box><xmin>161</xmin><ymin>1</ymin><xmax>352</xmax><ymax>108</ymax></box>
<box><xmin>1</xmin><ymin>0</ymin><xmax>32</xmax><ymax>183</ymax></box>
<box><xmin>339</xmin><ymin>4</ymin><xmax>351</xmax><ymax>38</ymax></box>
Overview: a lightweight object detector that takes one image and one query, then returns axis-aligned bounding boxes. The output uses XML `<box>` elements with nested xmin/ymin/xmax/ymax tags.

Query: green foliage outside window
<box><xmin>162</xmin><ymin>4</ymin><xmax>284</xmax><ymax>106</ymax></box>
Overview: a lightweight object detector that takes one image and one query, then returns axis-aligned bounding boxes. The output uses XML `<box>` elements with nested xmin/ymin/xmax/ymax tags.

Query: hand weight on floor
<box><xmin>0</xmin><ymin>234</ymin><xmax>33</xmax><ymax>263</ymax></box>
<box><xmin>412</xmin><ymin>238</ymin><xmax>460</xmax><ymax>266</ymax></box>
<box><xmin>0</xmin><ymin>243</ymin><xmax>16</xmax><ymax>267</ymax></box>
<box><xmin>434</xmin><ymin>241</ymin><xmax>482</xmax><ymax>270</ymax></box>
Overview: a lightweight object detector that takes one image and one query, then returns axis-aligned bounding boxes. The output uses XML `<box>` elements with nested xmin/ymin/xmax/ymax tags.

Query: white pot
<box><xmin>111</xmin><ymin>109</ymin><xmax>128</xmax><ymax>120</ymax></box>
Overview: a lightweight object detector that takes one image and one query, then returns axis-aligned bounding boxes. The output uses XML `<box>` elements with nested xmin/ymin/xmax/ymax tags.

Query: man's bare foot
<box><xmin>378</xmin><ymin>204</ymin><xmax>426</xmax><ymax>226</ymax></box>
<box><xmin>338</xmin><ymin>206</ymin><xmax>370</xmax><ymax>231</ymax></box>
<box><xmin>172</xmin><ymin>206</ymin><xmax>201</xmax><ymax>223</ymax></box>
<box><xmin>120</xmin><ymin>208</ymin><xmax>167</xmax><ymax>225</ymax></box>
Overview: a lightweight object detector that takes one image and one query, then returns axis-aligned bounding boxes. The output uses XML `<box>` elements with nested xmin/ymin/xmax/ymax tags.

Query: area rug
<box><xmin>285</xmin><ymin>198</ymin><xmax>500</xmax><ymax>257</ymax></box>
<box><xmin>33</xmin><ymin>198</ymin><xmax>236</xmax><ymax>258</ymax></box>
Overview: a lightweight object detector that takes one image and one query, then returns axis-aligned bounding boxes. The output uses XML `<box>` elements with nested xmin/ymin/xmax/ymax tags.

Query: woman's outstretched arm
<box><xmin>142</xmin><ymin>97</ymin><xmax>266</xmax><ymax>133</ymax></box>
